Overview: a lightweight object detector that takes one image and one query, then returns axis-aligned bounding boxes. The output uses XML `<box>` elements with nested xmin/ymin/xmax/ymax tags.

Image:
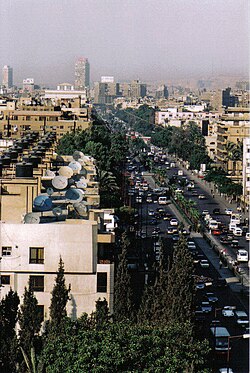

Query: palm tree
<box><xmin>225</xmin><ymin>141</ymin><xmax>243</xmax><ymax>175</ymax></box>
<box><xmin>97</xmin><ymin>169</ymin><xmax>119</xmax><ymax>193</ymax></box>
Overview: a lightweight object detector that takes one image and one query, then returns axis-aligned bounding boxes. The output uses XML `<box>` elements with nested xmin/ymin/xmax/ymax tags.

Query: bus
<box><xmin>210</xmin><ymin>327</ymin><xmax>230</xmax><ymax>353</ymax></box>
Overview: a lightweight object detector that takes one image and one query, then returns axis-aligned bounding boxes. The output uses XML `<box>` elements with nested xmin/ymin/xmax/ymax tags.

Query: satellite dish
<box><xmin>24</xmin><ymin>212</ymin><xmax>40</xmax><ymax>224</ymax></box>
<box><xmin>77</xmin><ymin>158</ymin><xmax>85</xmax><ymax>166</ymax></box>
<box><xmin>45</xmin><ymin>169</ymin><xmax>56</xmax><ymax>177</ymax></box>
<box><xmin>68</xmin><ymin>161</ymin><xmax>81</xmax><ymax>173</ymax></box>
<box><xmin>73</xmin><ymin>201</ymin><xmax>88</xmax><ymax>217</ymax></box>
<box><xmin>79</xmin><ymin>167</ymin><xmax>87</xmax><ymax>176</ymax></box>
<box><xmin>33</xmin><ymin>195</ymin><xmax>53</xmax><ymax>212</ymax></box>
<box><xmin>65</xmin><ymin>188</ymin><xmax>84</xmax><ymax>203</ymax></box>
<box><xmin>72</xmin><ymin>151</ymin><xmax>83</xmax><ymax>160</ymax></box>
<box><xmin>76</xmin><ymin>178</ymin><xmax>88</xmax><ymax>189</ymax></box>
<box><xmin>52</xmin><ymin>175</ymin><xmax>68</xmax><ymax>190</ymax></box>
<box><xmin>46</xmin><ymin>187</ymin><xmax>54</xmax><ymax>196</ymax></box>
<box><xmin>58</xmin><ymin>166</ymin><xmax>74</xmax><ymax>178</ymax></box>
<box><xmin>52</xmin><ymin>207</ymin><xmax>63</xmax><ymax>216</ymax></box>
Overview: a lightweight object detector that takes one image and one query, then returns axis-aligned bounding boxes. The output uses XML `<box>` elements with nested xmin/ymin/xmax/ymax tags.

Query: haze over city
<box><xmin>0</xmin><ymin>0</ymin><xmax>249</xmax><ymax>87</ymax></box>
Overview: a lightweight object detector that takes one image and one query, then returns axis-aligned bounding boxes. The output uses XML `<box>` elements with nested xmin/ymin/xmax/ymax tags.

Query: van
<box><xmin>237</xmin><ymin>249</ymin><xmax>248</xmax><ymax>262</ymax></box>
<box><xmin>158</xmin><ymin>196</ymin><xmax>168</xmax><ymax>205</ymax></box>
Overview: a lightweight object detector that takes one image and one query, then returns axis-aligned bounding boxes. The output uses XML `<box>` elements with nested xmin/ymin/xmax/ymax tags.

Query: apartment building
<box><xmin>2</xmin><ymin>65</ymin><xmax>13</xmax><ymax>88</ymax></box>
<box><xmin>0</xmin><ymin>146</ymin><xmax>115</xmax><ymax>319</ymax></box>
<box><xmin>0</xmin><ymin>104</ymin><xmax>91</xmax><ymax>139</ymax></box>
<box><xmin>242</xmin><ymin>138</ymin><xmax>250</xmax><ymax>208</ymax></box>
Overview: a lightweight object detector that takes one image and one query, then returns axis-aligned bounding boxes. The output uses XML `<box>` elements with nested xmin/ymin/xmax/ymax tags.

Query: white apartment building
<box><xmin>243</xmin><ymin>137</ymin><xmax>250</xmax><ymax>208</ymax></box>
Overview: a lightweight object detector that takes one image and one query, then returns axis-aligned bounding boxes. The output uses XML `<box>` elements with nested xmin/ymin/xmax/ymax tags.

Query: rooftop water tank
<box><xmin>15</xmin><ymin>162</ymin><xmax>33</xmax><ymax>178</ymax></box>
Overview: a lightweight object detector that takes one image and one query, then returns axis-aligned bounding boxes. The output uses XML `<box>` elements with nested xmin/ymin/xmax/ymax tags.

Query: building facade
<box><xmin>75</xmin><ymin>57</ymin><xmax>90</xmax><ymax>89</ymax></box>
<box><xmin>2</xmin><ymin>65</ymin><xmax>13</xmax><ymax>88</ymax></box>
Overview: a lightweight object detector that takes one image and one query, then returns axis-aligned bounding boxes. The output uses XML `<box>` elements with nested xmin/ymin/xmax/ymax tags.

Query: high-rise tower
<box><xmin>75</xmin><ymin>57</ymin><xmax>90</xmax><ymax>89</ymax></box>
<box><xmin>2</xmin><ymin>65</ymin><xmax>13</xmax><ymax>88</ymax></box>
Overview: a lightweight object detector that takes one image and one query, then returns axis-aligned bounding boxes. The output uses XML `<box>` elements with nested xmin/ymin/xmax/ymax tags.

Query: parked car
<box><xmin>246</xmin><ymin>232</ymin><xmax>250</xmax><ymax>241</ymax></box>
<box><xmin>169</xmin><ymin>218</ymin><xmax>179</xmax><ymax>226</ymax></box>
<box><xmin>200</xmin><ymin>301</ymin><xmax>212</xmax><ymax>313</ymax></box>
<box><xmin>235</xmin><ymin>310</ymin><xmax>249</xmax><ymax>328</ymax></box>
<box><xmin>200</xmin><ymin>259</ymin><xmax>210</xmax><ymax>268</ymax></box>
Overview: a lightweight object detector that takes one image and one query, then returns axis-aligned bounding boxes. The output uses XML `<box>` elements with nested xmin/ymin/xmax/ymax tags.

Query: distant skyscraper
<box><xmin>2</xmin><ymin>65</ymin><xmax>13</xmax><ymax>88</ymax></box>
<box><xmin>75</xmin><ymin>57</ymin><xmax>90</xmax><ymax>89</ymax></box>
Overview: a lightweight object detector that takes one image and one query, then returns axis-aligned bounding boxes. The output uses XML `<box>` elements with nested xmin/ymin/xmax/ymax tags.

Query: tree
<box><xmin>49</xmin><ymin>257</ymin><xmax>71</xmax><ymax>326</ymax></box>
<box><xmin>0</xmin><ymin>289</ymin><xmax>20</xmax><ymax>372</ymax></box>
<box><xmin>92</xmin><ymin>298</ymin><xmax>110</xmax><ymax>329</ymax></box>
<box><xmin>165</xmin><ymin>237</ymin><xmax>195</xmax><ymax>323</ymax></box>
<box><xmin>18</xmin><ymin>282</ymin><xmax>43</xmax><ymax>372</ymax></box>
<box><xmin>113</xmin><ymin>232</ymin><xmax>134</xmax><ymax>322</ymax></box>
<box><xmin>41</xmin><ymin>319</ymin><xmax>210</xmax><ymax>372</ymax></box>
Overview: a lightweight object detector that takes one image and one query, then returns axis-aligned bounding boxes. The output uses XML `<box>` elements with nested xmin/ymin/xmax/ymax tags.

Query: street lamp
<box><xmin>227</xmin><ymin>334</ymin><xmax>250</xmax><ymax>372</ymax></box>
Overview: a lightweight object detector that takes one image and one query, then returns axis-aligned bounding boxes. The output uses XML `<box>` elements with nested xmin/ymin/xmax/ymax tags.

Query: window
<box><xmin>30</xmin><ymin>276</ymin><xmax>44</xmax><ymax>292</ymax></box>
<box><xmin>37</xmin><ymin>305</ymin><xmax>44</xmax><ymax>321</ymax></box>
<box><xmin>2</xmin><ymin>246</ymin><xmax>12</xmax><ymax>256</ymax></box>
<box><xmin>29</xmin><ymin>247</ymin><xmax>44</xmax><ymax>264</ymax></box>
<box><xmin>1</xmin><ymin>275</ymin><xmax>10</xmax><ymax>285</ymax></box>
<box><xmin>97</xmin><ymin>272</ymin><xmax>107</xmax><ymax>293</ymax></box>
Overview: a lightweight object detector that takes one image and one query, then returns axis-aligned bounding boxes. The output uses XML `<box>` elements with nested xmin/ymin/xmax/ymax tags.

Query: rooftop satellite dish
<box><xmin>77</xmin><ymin>157</ymin><xmax>86</xmax><ymax>166</ymax></box>
<box><xmin>76</xmin><ymin>178</ymin><xmax>88</xmax><ymax>189</ymax></box>
<box><xmin>52</xmin><ymin>207</ymin><xmax>63</xmax><ymax>216</ymax></box>
<box><xmin>45</xmin><ymin>169</ymin><xmax>56</xmax><ymax>177</ymax></box>
<box><xmin>73</xmin><ymin>151</ymin><xmax>82</xmax><ymax>160</ymax></box>
<box><xmin>58</xmin><ymin>166</ymin><xmax>74</xmax><ymax>178</ymax></box>
<box><xmin>68</xmin><ymin>160</ymin><xmax>81</xmax><ymax>174</ymax></box>
<box><xmin>33</xmin><ymin>195</ymin><xmax>53</xmax><ymax>212</ymax></box>
<box><xmin>52</xmin><ymin>175</ymin><xmax>68</xmax><ymax>190</ymax></box>
<box><xmin>73</xmin><ymin>201</ymin><xmax>88</xmax><ymax>217</ymax></box>
<box><xmin>80</xmin><ymin>167</ymin><xmax>87</xmax><ymax>176</ymax></box>
<box><xmin>65</xmin><ymin>188</ymin><xmax>84</xmax><ymax>203</ymax></box>
<box><xmin>24</xmin><ymin>212</ymin><xmax>40</xmax><ymax>224</ymax></box>
<box><xmin>46</xmin><ymin>187</ymin><xmax>54</xmax><ymax>196</ymax></box>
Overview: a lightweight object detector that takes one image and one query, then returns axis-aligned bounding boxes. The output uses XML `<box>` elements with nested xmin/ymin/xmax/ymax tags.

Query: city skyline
<box><xmin>0</xmin><ymin>0</ymin><xmax>249</xmax><ymax>86</ymax></box>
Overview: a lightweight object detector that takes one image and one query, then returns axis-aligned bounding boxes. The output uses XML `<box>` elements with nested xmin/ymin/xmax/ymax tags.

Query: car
<box><xmin>246</xmin><ymin>232</ymin><xmax>250</xmax><ymax>241</ymax></box>
<box><xmin>202</xmin><ymin>209</ymin><xmax>209</xmax><ymax>216</ymax></box>
<box><xmin>200</xmin><ymin>259</ymin><xmax>210</xmax><ymax>268</ymax></box>
<box><xmin>149</xmin><ymin>219</ymin><xmax>158</xmax><ymax>225</ymax></box>
<box><xmin>148</xmin><ymin>209</ymin><xmax>155</xmax><ymax>216</ymax></box>
<box><xmin>198</xmin><ymin>194</ymin><xmax>206</xmax><ymax>199</ymax></box>
<box><xmin>229</xmin><ymin>222</ymin><xmax>238</xmax><ymax>232</ymax></box>
<box><xmin>195</xmin><ymin>282</ymin><xmax>205</xmax><ymax>290</ymax></box>
<box><xmin>233</xmin><ymin>227</ymin><xmax>243</xmax><ymax>236</ymax></box>
<box><xmin>187</xmin><ymin>241</ymin><xmax>196</xmax><ymax>248</ymax></box>
<box><xmin>200</xmin><ymin>301</ymin><xmax>212</xmax><ymax>313</ymax></box>
<box><xmin>146</xmin><ymin>196</ymin><xmax>153</xmax><ymax>203</ymax></box>
<box><xmin>136</xmin><ymin>196</ymin><xmax>142</xmax><ymax>203</ymax></box>
<box><xmin>235</xmin><ymin>310</ymin><xmax>249</xmax><ymax>328</ymax></box>
<box><xmin>169</xmin><ymin>218</ymin><xmax>179</xmax><ymax>226</ymax></box>
<box><xmin>218</xmin><ymin>369</ymin><xmax>234</xmax><ymax>373</ymax></box>
<box><xmin>205</xmin><ymin>293</ymin><xmax>218</xmax><ymax>303</ymax></box>
<box><xmin>167</xmin><ymin>227</ymin><xmax>178</xmax><ymax>235</ymax></box>
<box><xmin>172</xmin><ymin>234</ymin><xmax>180</xmax><ymax>241</ymax></box>
<box><xmin>163</xmin><ymin>213</ymin><xmax>173</xmax><ymax>220</ymax></box>
<box><xmin>191</xmin><ymin>190</ymin><xmax>198</xmax><ymax>196</ymax></box>
<box><xmin>237</xmin><ymin>249</ymin><xmax>248</xmax><ymax>262</ymax></box>
<box><xmin>212</xmin><ymin>229</ymin><xmax>222</xmax><ymax>235</ymax></box>
<box><xmin>216</xmin><ymin>277</ymin><xmax>228</xmax><ymax>288</ymax></box>
<box><xmin>222</xmin><ymin>306</ymin><xmax>236</xmax><ymax>317</ymax></box>
<box><xmin>213</xmin><ymin>208</ymin><xmax>221</xmax><ymax>215</ymax></box>
<box><xmin>225</xmin><ymin>208</ymin><xmax>233</xmax><ymax>215</ymax></box>
<box><xmin>230</xmin><ymin>240</ymin><xmax>239</xmax><ymax>248</ymax></box>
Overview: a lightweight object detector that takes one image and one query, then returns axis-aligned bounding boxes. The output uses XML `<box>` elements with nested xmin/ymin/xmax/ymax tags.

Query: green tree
<box><xmin>49</xmin><ymin>257</ymin><xmax>71</xmax><ymax>326</ymax></box>
<box><xmin>0</xmin><ymin>289</ymin><xmax>20</xmax><ymax>372</ymax></box>
<box><xmin>166</xmin><ymin>237</ymin><xmax>195</xmax><ymax>323</ymax></box>
<box><xmin>113</xmin><ymin>232</ymin><xmax>134</xmax><ymax>322</ymax></box>
<box><xmin>92</xmin><ymin>298</ymin><xmax>110</xmax><ymax>330</ymax></box>
<box><xmin>18</xmin><ymin>282</ymin><xmax>43</xmax><ymax>372</ymax></box>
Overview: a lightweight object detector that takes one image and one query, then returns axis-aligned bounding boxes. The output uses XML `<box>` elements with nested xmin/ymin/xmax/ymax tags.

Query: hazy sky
<box><xmin>0</xmin><ymin>0</ymin><xmax>249</xmax><ymax>87</ymax></box>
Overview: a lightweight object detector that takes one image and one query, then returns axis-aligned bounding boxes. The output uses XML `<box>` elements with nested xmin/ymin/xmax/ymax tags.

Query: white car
<box><xmin>222</xmin><ymin>306</ymin><xmax>235</xmax><ymax>317</ymax></box>
<box><xmin>235</xmin><ymin>310</ymin><xmax>249</xmax><ymax>327</ymax></box>
<box><xmin>225</xmin><ymin>208</ymin><xmax>233</xmax><ymax>215</ymax></box>
<box><xmin>187</xmin><ymin>241</ymin><xmax>196</xmax><ymax>249</ymax></box>
<box><xmin>200</xmin><ymin>259</ymin><xmax>210</xmax><ymax>268</ymax></box>
<box><xmin>169</xmin><ymin>218</ymin><xmax>179</xmax><ymax>226</ymax></box>
<box><xmin>245</xmin><ymin>232</ymin><xmax>250</xmax><ymax>241</ymax></box>
<box><xmin>233</xmin><ymin>227</ymin><xmax>242</xmax><ymax>236</ymax></box>
<box><xmin>237</xmin><ymin>249</ymin><xmax>248</xmax><ymax>263</ymax></box>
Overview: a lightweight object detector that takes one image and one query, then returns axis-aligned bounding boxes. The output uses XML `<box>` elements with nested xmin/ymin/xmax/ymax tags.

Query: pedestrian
<box><xmin>219</xmin><ymin>260</ymin><xmax>222</xmax><ymax>269</ymax></box>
